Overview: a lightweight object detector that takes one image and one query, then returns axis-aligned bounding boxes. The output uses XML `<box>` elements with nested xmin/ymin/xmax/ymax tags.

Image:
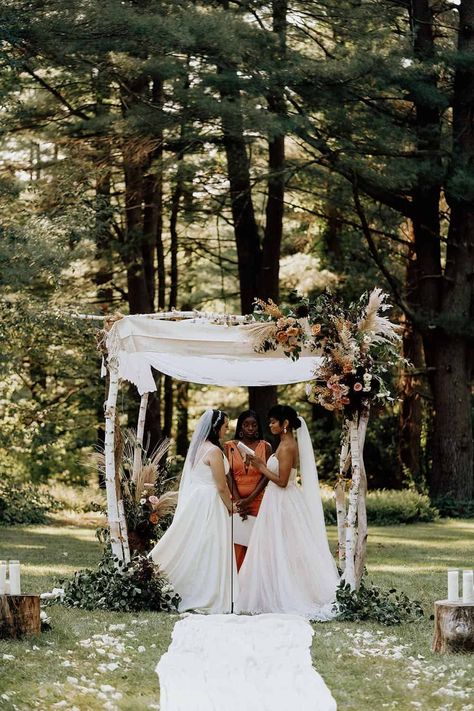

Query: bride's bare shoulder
<box><xmin>204</xmin><ymin>443</ymin><xmax>224</xmax><ymax>461</ymax></box>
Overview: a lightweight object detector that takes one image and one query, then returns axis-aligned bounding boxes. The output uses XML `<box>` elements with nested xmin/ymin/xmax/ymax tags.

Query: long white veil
<box><xmin>297</xmin><ymin>416</ymin><xmax>340</xmax><ymax>580</ymax></box>
<box><xmin>176</xmin><ymin>408</ymin><xmax>213</xmax><ymax>514</ymax></box>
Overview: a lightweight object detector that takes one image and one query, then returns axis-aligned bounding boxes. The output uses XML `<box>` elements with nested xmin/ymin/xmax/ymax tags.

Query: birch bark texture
<box><xmin>104</xmin><ymin>356</ymin><xmax>125</xmax><ymax>562</ymax></box>
<box><xmin>337</xmin><ymin>410</ymin><xmax>370</xmax><ymax>590</ymax></box>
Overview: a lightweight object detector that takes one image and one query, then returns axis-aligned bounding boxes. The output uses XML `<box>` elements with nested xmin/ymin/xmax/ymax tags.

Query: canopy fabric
<box><xmin>106</xmin><ymin>315</ymin><xmax>322</xmax><ymax>394</ymax></box>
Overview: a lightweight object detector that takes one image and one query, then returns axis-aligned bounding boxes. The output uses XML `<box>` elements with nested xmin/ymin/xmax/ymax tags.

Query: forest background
<box><xmin>0</xmin><ymin>0</ymin><xmax>472</xmax><ymax>509</ymax></box>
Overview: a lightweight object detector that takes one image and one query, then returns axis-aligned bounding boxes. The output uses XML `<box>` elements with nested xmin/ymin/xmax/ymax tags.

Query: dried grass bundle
<box><xmin>133</xmin><ymin>437</ymin><xmax>171</xmax><ymax>498</ymax></box>
<box><xmin>357</xmin><ymin>288</ymin><xmax>400</xmax><ymax>343</ymax></box>
<box><xmin>153</xmin><ymin>491</ymin><xmax>179</xmax><ymax>518</ymax></box>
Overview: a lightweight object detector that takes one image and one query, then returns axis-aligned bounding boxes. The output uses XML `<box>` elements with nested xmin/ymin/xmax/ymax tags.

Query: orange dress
<box><xmin>224</xmin><ymin>440</ymin><xmax>269</xmax><ymax>570</ymax></box>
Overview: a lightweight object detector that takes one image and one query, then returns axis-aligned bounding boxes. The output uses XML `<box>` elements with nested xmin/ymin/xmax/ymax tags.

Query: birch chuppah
<box><xmin>98</xmin><ymin>289</ymin><xmax>401</xmax><ymax>591</ymax></box>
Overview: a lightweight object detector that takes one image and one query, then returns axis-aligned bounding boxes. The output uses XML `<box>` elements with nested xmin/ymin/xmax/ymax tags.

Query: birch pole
<box><xmin>354</xmin><ymin>410</ymin><xmax>370</xmax><ymax>586</ymax></box>
<box><xmin>342</xmin><ymin>414</ymin><xmax>362</xmax><ymax>590</ymax></box>
<box><xmin>335</xmin><ymin>424</ymin><xmax>350</xmax><ymax>568</ymax></box>
<box><xmin>117</xmin><ymin>499</ymin><xmax>131</xmax><ymax>564</ymax></box>
<box><xmin>132</xmin><ymin>392</ymin><xmax>149</xmax><ymax>484</ymax></box>
<box><xmin>104</xmin><ymin>357</ymin><xmax>125</xmax><ymax>562</ymax></box>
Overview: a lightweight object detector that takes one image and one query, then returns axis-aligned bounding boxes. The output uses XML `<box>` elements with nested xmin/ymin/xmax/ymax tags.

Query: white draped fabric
<box><xmin>106</xmin><ymin>316</ymin><xmax>322</xmax><ymax>394</ymax></box>
<box><xmin>156</xmin><ymin>614</ymin><xmax>337</xmax><ymax>711</ymax></box>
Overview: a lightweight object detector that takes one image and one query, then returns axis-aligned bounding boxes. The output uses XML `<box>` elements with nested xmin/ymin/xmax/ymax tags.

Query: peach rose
<box><xmin>311</xmin><ymin>324</ymin><xmax>322</xmax><ymax>336</ymax></box>
<box><xmin>286</xmin><ymin>326</ymin><xmax>300</xmax><ymax>337</ymax></box>
<box><xmin>276</xmin><ymin>330</ymin><xmax>288</xmax><ymax>343</ymax></box>
<box><xmin>149</xmin><ymin>512</ymin><xmax>159</xmax><ymax>524</ymax></box>
<box><xmin>353</xmin><ymin>382</ymin><xmax>363</xmax><ymax>392</ymax></box>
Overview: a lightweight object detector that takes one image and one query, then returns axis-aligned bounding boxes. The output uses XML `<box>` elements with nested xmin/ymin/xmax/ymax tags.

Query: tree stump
<box><xmin>432</xmin><ymin>600</ymin><xmax>474</xmax><ymax>654</ymax></box>
<box><xmin>0</xmin><ymin>595</ymin><xmax>41</xmax><ymax>639</ymax></box>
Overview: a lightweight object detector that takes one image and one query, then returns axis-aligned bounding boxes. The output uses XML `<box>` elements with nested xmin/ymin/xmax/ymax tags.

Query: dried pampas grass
<box><xmin>153</xmin><ymin>490</ymin><xmax>179</xmax><ymax>517</ymax></box>
<box><xmin>357</xmin><ymin>288</ymin><xmax>400</xmax><ymax>343</ymax></box>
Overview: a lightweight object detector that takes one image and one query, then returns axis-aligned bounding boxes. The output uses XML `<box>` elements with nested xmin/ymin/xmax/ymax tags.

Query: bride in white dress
<box><xmin>150</xmin><ymin>409</ymin><xmax>238</xmax><ymax>613</ymax></box>
<box><xmin>236</xmin><ymin>405</ymin><xmax>340</xmax><ymax>620</ymax></box>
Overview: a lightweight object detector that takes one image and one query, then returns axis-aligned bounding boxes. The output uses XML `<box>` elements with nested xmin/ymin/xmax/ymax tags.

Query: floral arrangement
<box><xmin>253</xmin><ymin>289</ymin><xmax>403</xmax><ymax>416</ymax></box>
<box><xmin>253</xmin><ymin>298</ymin><xmax>312</xmax><ymax>360</ymax></box>
<box><xmin>98</xmin><ymin>432</ymin><xmax>178</xmax><ymax>553</ymax></box>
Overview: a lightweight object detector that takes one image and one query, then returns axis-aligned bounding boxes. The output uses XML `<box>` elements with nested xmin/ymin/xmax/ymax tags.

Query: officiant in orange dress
<box><xmin>224</xmin><ymin>410</ymin><xmax>272</xmax><ymax>570</ymax></box>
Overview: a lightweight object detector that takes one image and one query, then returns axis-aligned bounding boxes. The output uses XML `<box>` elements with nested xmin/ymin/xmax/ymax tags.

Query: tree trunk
<box><xmin>398</xmin><ymin>314</ymin><xmax>424</xmax><ymax>486</ymax></box>
<box><xmin>92</xmin><ymin>68</ymin><xmax>114</xmax><ymax>486</ymax></box>
<box><xmin>220</xmin><ymin>93</ymin><xmax>261</xmax><ymax>313</ymax></box>
<box><xmin>218</xmin><ymin>3</ymin><xmax>261</xmax><ymax>314</ymax></box>
<box><xmin>407</xmin><ymin>0</ymin><xmax>473</xmax><ymax>500</ymax></box>
<box><xmin>398</xmin><ymin>232</ymin><xmax>424</xmax><ymax>487</ymax></box>
<box><xmin>121</xmin><ymin>77</ymin><xmax>152</xmax><ymax>315</ymax></box>
<box><xmin>432</xmin><ymin>601</ymin><xmax>474</xmax><ymax>654</ymax></box>
<box><xmin>430</xmin><ymin>1</ymin><xmax>474</xmax><ymax>501</ymax></box>
<box><xmin>249</xmin><ymin>386</ymin><xmax>278</xmax><ymax>438</ymax></box>
<box><xmin>0</xmin><ymin>595</ymin><xmax>40</xmax><ymax>638</ymax></box>
<box><xmin>176</xmin><ymin>380</ymin><xmax>189</xmax><ymax>456</ymax></box>
<box><xmin>261</xmin><ymin>0</ymin><xmax>287</xmax><ymax>302</ymax></box>
<box><xmin>249</xmin><ymin>0</ymin><xmax>287</xmax><ymax>417</ymax></box>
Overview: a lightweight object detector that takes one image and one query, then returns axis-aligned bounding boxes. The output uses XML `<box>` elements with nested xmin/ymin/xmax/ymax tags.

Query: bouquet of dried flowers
<box><xmin>253</xmin><ymin>289</ymin><xmax>403</xmax><ymax>415</ymax></box>
<box><xmin>253</xmin><ymin>298</ymin><xmax>313</xmax><ymax>361</ymax></box>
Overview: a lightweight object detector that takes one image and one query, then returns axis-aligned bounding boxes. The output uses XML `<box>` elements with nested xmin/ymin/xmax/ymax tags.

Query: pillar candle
<box><xmin>447</xmin><ymin>569</ymin><xmax>459</xmax><ymax>601</ymax></box>
<box><xmin>8</xmin><ymin>560</ymin><xmax>21</xmax><ymax>595</ymax></box>
<box><xmin>462</xmin><ymin>569</ymin><xmax>474</xmax><ymax>603</ymax></box>
<box><xmin>0</xmin><ymin>560</ymin><xmax>6</xmax><ymax>594</ymax></box>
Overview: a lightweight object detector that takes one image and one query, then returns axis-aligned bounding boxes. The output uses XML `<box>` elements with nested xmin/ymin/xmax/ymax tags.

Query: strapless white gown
<box><xmin>236</xmin><ymin>454</ymin><xmax>339</xmax><ymax>620</ymax></box>
<box><xmin>150</xmin><ymin>454</ymin><xmax>238</xmax><ymax>613</ymax></box>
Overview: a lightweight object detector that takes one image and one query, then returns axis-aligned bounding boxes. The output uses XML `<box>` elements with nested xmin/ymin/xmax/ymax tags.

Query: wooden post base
<box><xmin>0</xmin><ymin>594</ymin><xmax>41</xmax><ymax>638</ymax></box>
<box><xmin>432</xmin><ymin>600</ymin><xmax>474</xmax><ymax>654</ymax></box>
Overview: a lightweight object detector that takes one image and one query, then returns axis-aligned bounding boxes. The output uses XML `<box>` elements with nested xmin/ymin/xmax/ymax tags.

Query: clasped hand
<box><xmin>235</xmin><ymin>497</ymin><xmax>252</xmax><ymax>520</ymax></box>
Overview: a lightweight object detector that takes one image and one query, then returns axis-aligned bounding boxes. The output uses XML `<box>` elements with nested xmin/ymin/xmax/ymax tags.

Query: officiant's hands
<box><xmin>235</xmin><ymin>497</ymin><xmax>251</xmax><ymax>519</ymax></box>
<box><xmin>245</xmin><ymin>453</ymin><xmax>265</xmax><ymax>472</ymax></box>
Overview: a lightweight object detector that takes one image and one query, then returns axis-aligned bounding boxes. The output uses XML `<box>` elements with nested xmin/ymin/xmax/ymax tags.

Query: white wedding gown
<box><xmin>236</xmin><ymin>454</ymin><xmax>339</xmax><ymax>620</ymax></box>
<box><xmin>150</xmin><ymin>447</ymin><xmax>238</xmax><ymax>613</ymax></box>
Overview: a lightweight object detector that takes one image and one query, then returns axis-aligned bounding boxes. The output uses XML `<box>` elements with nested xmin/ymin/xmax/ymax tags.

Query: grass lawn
<box><xmin>0</xmin><ymin>519</ymin><xmax>473</xmax><ymax>710</ymax></box>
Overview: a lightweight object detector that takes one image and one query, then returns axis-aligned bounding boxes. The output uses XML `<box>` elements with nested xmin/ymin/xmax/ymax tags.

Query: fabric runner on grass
<box><xmin>156</xmin><ymin>613</ymin><xmax>337</xmax><ymax>711</ymax></box>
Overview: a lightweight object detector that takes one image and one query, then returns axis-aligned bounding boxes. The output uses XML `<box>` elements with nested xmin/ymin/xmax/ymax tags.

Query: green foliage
<box><xmin>322</xmin><ymin>489</ymin><xmax>438</xmax><ymax>526</ymax></box>
<box><xmin>0</xmin><ymin>217</ymin><xmax>100</xmax><ymax>484</ymax></box>
<box><xmin>0</xmin><ymin>480</ymin><xmax>58</xmax><ymax>525</ymax></box>
<box><xmin>48</xmin><ymin>482</ymin><xmax>106</xmax><ymax>513</ymax></box>
<box><xmin>334</xmin><ymin>575</ymin><xmax>424</xmax><ymax>626</ymax></box>
<box><xmin>433</xmin><ymin>496</ymin><xmax>474</xmax><ymax>520</ymax></box>
<box><xmin>58</xmin><ymin>552</ymin><xmax>180</xmax><ymax>613</ymax></box>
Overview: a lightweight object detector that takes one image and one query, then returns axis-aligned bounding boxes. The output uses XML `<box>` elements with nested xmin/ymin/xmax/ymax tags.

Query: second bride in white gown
<box><xmin>236</xmin><ymin>405</ymin><xmax>340</xmax><ymax>620</ymax></box>
<box><xmin>150</xmin><ymin>409</ymin><xmax>238</xmax><ymax>613</ymax></box>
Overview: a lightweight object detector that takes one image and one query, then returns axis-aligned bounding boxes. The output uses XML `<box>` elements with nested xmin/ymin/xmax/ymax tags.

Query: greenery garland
<box><xmin>332</xmin><ymin>574</ymin><xmax>424</xmax><ymax>626</ymax></box>
<box><xmin>56</xmin><ymin>553</ymin><xmax>180</xmax><ymax>613</ymax></box>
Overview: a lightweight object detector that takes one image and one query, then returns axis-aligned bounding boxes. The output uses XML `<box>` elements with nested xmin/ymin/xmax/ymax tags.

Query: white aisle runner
<box><xmin>156</xmin><ymin>613</ymin><xmax>337</xmax><ymax>711</ymax></box>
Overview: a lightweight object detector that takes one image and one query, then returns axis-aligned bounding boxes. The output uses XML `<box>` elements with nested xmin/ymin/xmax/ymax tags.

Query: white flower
<box><xmin>100</xmin><ymin>684</ymin><xmax>116</xmax><ymax>693</ymax></box>
<box><xmin>139</xmin><ymin>498</ymin><xmax>146</xmax><ymax>505</ymax></box>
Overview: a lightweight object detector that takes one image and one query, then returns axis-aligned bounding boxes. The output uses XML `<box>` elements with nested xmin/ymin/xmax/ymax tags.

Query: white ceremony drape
<box><xmin>106</xmin><ymin>316</ymin><xmax>322</xmax><ymax>394</ymax></box>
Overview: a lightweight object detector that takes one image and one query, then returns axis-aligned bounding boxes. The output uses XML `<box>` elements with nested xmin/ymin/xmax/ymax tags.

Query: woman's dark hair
<box><xmin>267</xmin><ymin>404</ymin><xmax>301</xmax><ymax>430</ymax></box>
<box><xmin>234</xmin><ymin>409</ymin><xmax>263</xmax><ymax>441</ymax></box>
<box><xmin>207</xmin><ymin>409</ymin><xmax>228</xmax><ymax>448</ymax></box>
